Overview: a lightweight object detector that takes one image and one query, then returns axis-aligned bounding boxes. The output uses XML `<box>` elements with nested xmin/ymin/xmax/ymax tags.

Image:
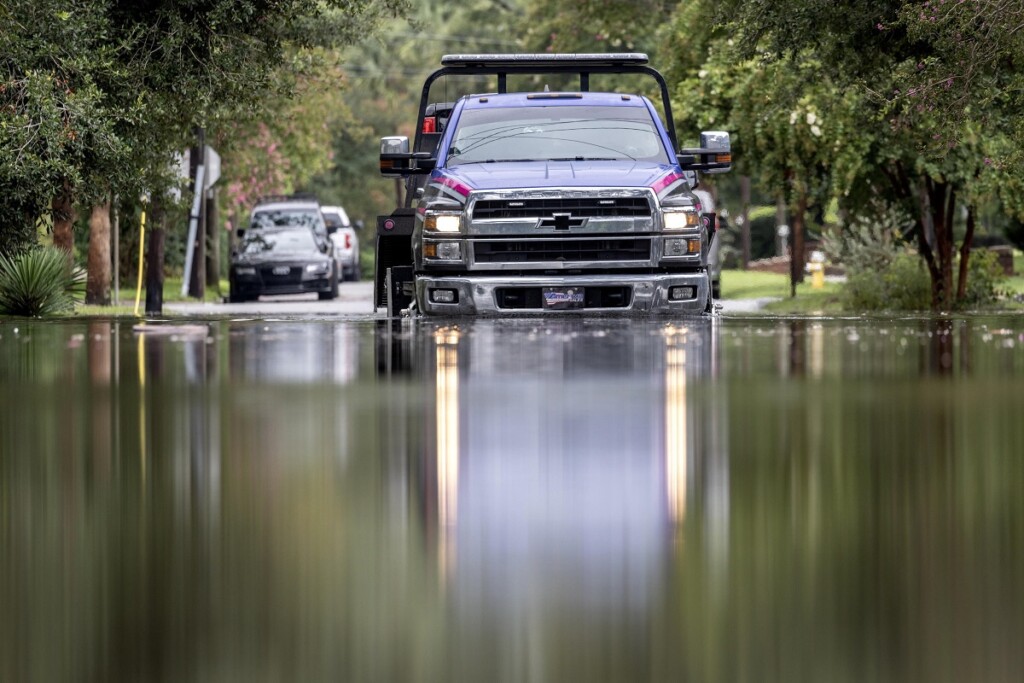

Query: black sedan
<box><xmin>229</xmin><ymin>227</ymin><xmax>339</xmax><ymax>302</ymax></box>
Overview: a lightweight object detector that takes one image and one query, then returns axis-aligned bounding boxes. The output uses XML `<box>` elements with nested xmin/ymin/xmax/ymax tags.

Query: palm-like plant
<box><xmin>0</xmin><ymin>247</ymin><xmax>86</xmax><ymax>316</ymax></box>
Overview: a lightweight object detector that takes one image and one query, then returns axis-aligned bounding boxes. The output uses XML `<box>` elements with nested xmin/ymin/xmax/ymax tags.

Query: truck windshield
<box><xmin>446</xmin><ymin>105</ymin><xmax>670</xmax><ymax>165</ymax></box>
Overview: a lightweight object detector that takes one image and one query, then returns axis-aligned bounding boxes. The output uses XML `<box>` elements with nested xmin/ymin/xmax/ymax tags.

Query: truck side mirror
<box><xmin>678</xmin><ymin>131</ymin><xmax>732</xmax><ymax>174</ymax></box>
<box><xmin>380</xmin><ymin>136</ymin><xmax>435</xmax><ymax>177</ymax></box>
<box><xmin>380</xmin><ymin>136</ymin><xmax>411</xmax><ymax>177</ymax></box>
<box><xmin>354</xmin><ymin>219</ymin><xmax>365</xmax><ymax>231</ymax></box>
<box><xmin>236</xmin><ymin>228</ymin><xmax>245</xmax><ymax>239</ymax></box>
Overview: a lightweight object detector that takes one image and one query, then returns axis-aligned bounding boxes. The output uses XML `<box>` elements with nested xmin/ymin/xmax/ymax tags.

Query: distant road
<box><xmin>165</xmin><ymin>281</ymin><xmax>377</xmax><ymax>318</ymax></box>
<box><xmin>164</xmin><ymin>280</ymin><xmax>771</xmax><ymax>317</ymax></box>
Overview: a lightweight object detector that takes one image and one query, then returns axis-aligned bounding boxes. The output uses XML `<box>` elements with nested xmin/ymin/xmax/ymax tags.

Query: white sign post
<box><xmin>181</xmin><ymin>164</ymin><xmax>206</xmax><ymax>297</ymax></box>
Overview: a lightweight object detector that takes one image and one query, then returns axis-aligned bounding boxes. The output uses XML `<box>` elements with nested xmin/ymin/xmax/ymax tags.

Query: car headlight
<box><xmin>662</xmin><ymin>208</ymin><xmax>699</xmax><ymax>231</ymax></box>
<box><xmin>424</xmin><ymin>211</ymin><xmax>462</xmax><ymax>233</ymax></box>
<box><xmin>235</xmin><ymin>266</ymin><xmax>256</xmax><ymax>276</ymax></box>
<box><xmin>305</xmin><ymin>262</ymin><xmax>330</xmax><ymax>274</ymax></box>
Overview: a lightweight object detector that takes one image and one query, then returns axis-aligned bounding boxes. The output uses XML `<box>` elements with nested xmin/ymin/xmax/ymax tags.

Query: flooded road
<box><xmin>2</xmin><ymin>315</ymin><xmax>1023</xmax><ymax>682</ymax></box>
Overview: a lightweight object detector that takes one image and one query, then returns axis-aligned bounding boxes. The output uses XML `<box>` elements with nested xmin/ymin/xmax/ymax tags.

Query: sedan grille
<box><xmin>474</xmin><ymin>238</ymin><xmax>651</xmax><ymax>263</ymax></box>
<box><xmin>259</xmin><ymin>265</ymin><xmax>302</xmax><ymax>285</ymax></box>
<box><xmin>472</xmin><ymin>197</ymin><xmax>651</xmax><ymax>220</ymax></box>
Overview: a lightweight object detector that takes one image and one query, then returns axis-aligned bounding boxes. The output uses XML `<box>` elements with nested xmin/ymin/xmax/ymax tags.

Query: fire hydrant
<box><xmin>808</xmin><ymin>250</ymin><xmax>826</xmax><ymax>289</ymax></box>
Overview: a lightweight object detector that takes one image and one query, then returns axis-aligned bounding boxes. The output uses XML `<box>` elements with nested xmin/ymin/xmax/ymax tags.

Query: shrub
<box><xmin>824</xmin><ymin>202</ymin><xmax>913</xmax><ymax>273</ymax></box>
<box><xmin>0</xmin><ymin>247</ymin><xmax>85</xmax><ymax>316</ymax></box>
<box><xmin>843</xmin><ymin>251</ymin><xmax>931</xmax><ymax>311</ymax></box>
<box><xmin>958</xmin><ymin>248</ymin><xmax>1005</xmax><ymax>309</ymax></box>
<box><xmin>1005</xmin><ymin>217</ymin><xmax>1024</xmax><ymax>252</ymax></box>
<box><xmin>747</xmin><ymin>206</ymin><xmax>780</xmax><ymax>261</ymax></box>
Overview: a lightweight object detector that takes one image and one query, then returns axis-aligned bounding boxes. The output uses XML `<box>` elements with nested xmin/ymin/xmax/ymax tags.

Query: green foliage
<box><xmin>843</xmin><ymin>252</ymin><xmax>931</xmax><ymax>312</ymax></box>
<box><xmin>823</xmin><ymin>202</ymin><xmax>914</xmax><ymax>273</ymax></box>
<box><xmin>0</xmin><ymin>0</ymin><xmax>125</xmax><ymax>251</ymax></box>
<box><xmin>1005</xmin><ymin>218</ymin><xmax>1024</xmax><ymax>252</ymax></box>
<box><xmin>0</xmin><ymin>247</ymin><xmax>85</xmax><ymax>316</ymax></box>
<box><xmin>960</xmin><ymin>249</ymin><xmax>1005</xmax><ymax>309</ymax></box>
<box><xmin>747</xmin><ymin>206</ymin><xmax>779</xmax><ymax>261</ymax></box>
<box><xmin>522</xmin><ymin>0</ymin><xmax>671</xmax><ymax>53</ymax></box>
<box><xmin>0</xmin><ymin>0</ymin><xmax>412</xmax><ymax>257</ymax></box>
<box><xmin>305</xmin><ymin>0</ymin><xmax>524</xmax><ymax>230</ymax></box>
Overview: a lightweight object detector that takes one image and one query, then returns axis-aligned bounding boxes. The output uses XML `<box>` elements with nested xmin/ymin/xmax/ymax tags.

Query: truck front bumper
<box><xmin>415</xmin><ymin>272</ymin><xmax>710</xmax><ymax>315</ymax></box>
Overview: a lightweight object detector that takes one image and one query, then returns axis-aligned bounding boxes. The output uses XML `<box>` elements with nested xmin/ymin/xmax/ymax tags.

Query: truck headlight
<box><xmin>424</xmin><ymin>211</ymin><xmax>462</xmax><ymax>233</ymax></box>
<box><xmin>662</xmin><ymin>208</ymin><xmax>699</xmax><ymax>231</ymax></box>
<box><xmin>424</xmin><ymin>241</ymin><xmax>462</xmax><ymax>261</ymax></box>
<box><xmin>665</xmin><ymin>237</ymin><xmax>702</xmax><ymax>257</ymax></box>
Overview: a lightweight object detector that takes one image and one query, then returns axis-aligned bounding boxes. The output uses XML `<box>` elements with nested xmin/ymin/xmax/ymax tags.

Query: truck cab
<box><xmin>376</xmin><ymin>53</ymin><xmax>731</xmax><ymax>316</ymax></box>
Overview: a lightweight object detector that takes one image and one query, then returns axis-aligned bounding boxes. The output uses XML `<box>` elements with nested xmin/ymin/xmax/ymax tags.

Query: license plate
<box><xmin>542</xmin><ymin>286</ymin><xmax>584</xmax><ymax>310</ymax></box>
<box><xmin>272</xmin><ymin>266</ymin><xmax>291</xmax><ymax>275</ymax></box>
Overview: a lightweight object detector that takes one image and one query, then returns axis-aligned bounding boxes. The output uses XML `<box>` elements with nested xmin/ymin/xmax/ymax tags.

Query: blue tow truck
<box><xmin>375</xmin><ymin>53</ymin><xmax>731</xmax><ymax>316</ymax></box>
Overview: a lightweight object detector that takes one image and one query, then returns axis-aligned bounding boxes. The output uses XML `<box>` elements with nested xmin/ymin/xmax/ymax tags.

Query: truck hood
<box><xmin>443</xmin><ymin>160</ymin><xmax>676</xmax><ymax>191</ymax></box>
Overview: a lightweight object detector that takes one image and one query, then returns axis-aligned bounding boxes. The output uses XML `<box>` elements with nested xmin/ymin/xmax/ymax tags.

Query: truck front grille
<box><xmin>474</xmin><ymin>238</ymin><xmax>651</xmax><ymax>263</ymax></box>
<box><xmin>472</xmin><ymin>197</ymin><xmax>651</xmax><ymax>220</ymax></box>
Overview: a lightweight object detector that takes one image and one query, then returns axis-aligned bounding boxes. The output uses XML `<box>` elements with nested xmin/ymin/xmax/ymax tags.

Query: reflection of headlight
<box><xmin>305</xmin><ymin>262</ymin><xmax>329</xmax><ymax>274</ymax></box>
<box><xmin>235</xmin><ymin>266</ymin><xmax>256</xmax><ymax>276</ymax></box>
<box><xmin>424</xmin><ymin>211</ymin><xmax>462</xmax><ymax>233</ymax></box>
<box><xmin>663</xmin><ymin>208</ymin><xmax>699</xmax><ymax>231</ymax></box>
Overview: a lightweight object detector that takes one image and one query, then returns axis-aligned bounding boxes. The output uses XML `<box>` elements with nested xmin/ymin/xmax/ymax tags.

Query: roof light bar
<box><xmin>441</xmin><ymin>53</ymin><xmax>649</xmax><ymax>68</ymax></box>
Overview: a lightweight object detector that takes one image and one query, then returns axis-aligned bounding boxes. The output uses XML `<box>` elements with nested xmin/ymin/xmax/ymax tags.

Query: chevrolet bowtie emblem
<box><xmin>541</xmin><ymin>212</ymin><xmax>584</xmax><ymax>230</ymax></box>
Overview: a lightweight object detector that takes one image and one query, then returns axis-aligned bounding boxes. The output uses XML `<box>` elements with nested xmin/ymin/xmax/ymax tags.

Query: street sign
<box><xmin>175</xmin><ymin>146</ymin><xmax>220</xmax><ymax>188</ymax></box>
<box><xmin>204</xmin><ymin>146</ymin><xmax>220</xmax><ymax>189</ymax></box>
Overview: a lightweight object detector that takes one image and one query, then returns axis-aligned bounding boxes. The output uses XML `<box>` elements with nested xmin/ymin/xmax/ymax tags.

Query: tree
<box><xmin>718</xmin><ymin>0</ymin><xmax>1024</xmax><ymax>309</ymax></box>
<box><xmin>1</xmin><ymin>0</ymin><xmax>411</xmax><ymax>281</ymax></box>
<box><xmin>306</xmin><ymin>0</ymin><xmax>525</xmax><ymax>236</ymax></box>
<box><xmin>0</xmin><ymin>0</ymin><xmax>126</xmax><ymax>257</ymax></box>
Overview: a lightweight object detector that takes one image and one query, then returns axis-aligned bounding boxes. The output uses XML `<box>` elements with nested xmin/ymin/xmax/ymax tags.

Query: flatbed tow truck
<box><xmin>374</xmin><ymin>53</ymin><xmax>731</xmax><ymax>316</ymax></box>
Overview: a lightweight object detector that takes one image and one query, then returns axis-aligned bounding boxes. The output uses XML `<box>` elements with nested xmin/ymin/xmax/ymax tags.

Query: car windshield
<box><xmin>322</xmin><ymin>210</ymin><xmax>349</xmax><ymax>230</ymax></box>
<box><xmin>446</xmin><ymin>104</ymin><xmax>670</xmax><ymax>165</ymax></box>
<box><xmin>240</xmin><ymin>229</ymin><xmax>318</xmax><ymax>256</ymax></box>
<box><xmin>250</xmin><ymin>208</ymin><xmax>325</xmax><ymax>234</ymax></box>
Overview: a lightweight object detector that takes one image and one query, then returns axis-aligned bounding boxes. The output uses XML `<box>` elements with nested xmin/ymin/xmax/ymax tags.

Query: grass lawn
<box><xmin>720</xmin><ymin>269</ymin><xmax>845</xmax><ymax>314</ymax></box>
<box><xmin>722</xmin><ymin>250</ymin><xmax>1024</xmax><ymax>314</ymax></box>
<box><xmin>1006</xmin><ymin>252</ymin><xmax>1024</xmax><ymax>295</ymax></box>
<box><xmin>71</xmin><ymin>277</ymin><xmax>229</xmax><ymax>316</ymax></box>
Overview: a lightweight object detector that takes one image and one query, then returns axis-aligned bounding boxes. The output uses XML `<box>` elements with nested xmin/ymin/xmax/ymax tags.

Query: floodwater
<box><xmin>1</xmin><ymin>314</ymin><xmax>1023</xmax><ymax>682</ymax></box>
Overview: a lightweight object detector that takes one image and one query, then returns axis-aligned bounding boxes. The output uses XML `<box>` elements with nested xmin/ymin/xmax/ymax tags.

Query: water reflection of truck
<box><xmin>376</xmin><ymin>320</ymin><xmax>731</xmax><ymax>620</ymax></box>
<box><xmin>375</xmin><ymin>53</ymin><xmax>732</xmax><ymax>316</ymax></box>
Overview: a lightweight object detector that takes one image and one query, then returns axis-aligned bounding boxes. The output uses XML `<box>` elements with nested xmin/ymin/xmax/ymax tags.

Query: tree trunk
<box><xmin>740</xmin><ymin>175</ymin><xmax>751</xmax><ymax>269</ymax></box>
<box><xmin>791</xmin><ymin>190</ymin><xmax>808</xmax><ymax>295</ymax></box>
<box><xmin>86</xmin><ymin>202</ymin><xmax>112</xmax><ymax>305</ymax></box>
<box><xmin>145</xmin><ymin>197</ymin><xmax>165</xmax><ymax>315</ymax></box>
<box><xmin>930</xmin><ymin>181</ymin><xmax>956</xmax><ymax>311</ymax></box>
<box><xmin>51</xmin><ymin>181</ymin><xmax>75</xmax><ymax>256</ymax></box>
<box><xmin>205</xmin><ymin>188</ymin><xmax>220</xmax><ymax>294</ymax></box>
<box><xmin>913</xmin><ymin>180</ymin><xmax>944</xmax><ymax>310</ymax></box>
<box><xmin>956</xmin><ymin>205</ymin><xmax>976</xmax><ymax>304</ymax></box>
